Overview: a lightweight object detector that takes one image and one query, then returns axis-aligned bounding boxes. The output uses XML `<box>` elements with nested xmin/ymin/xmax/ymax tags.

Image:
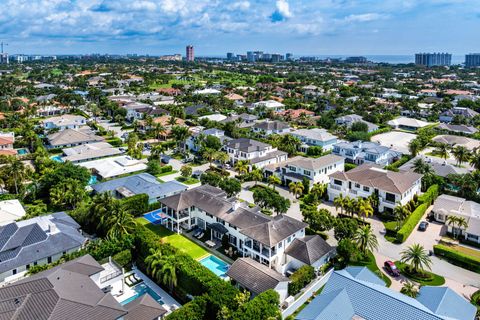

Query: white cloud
<box><xmin>343</xmin><ymin>13</ymin><xmax>387</xmax><ymax>23</ymax></box>
<box><xmin>276</xmin><ymin>0</ymin><xmax>293</xmax><ymax>18</ymax></box>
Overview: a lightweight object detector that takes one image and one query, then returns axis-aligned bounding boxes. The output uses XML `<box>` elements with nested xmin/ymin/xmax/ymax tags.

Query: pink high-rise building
<box><xmin>186</xmin><ymin>45</ymin><xmax>194</xmax><ymax>62</ymax></box>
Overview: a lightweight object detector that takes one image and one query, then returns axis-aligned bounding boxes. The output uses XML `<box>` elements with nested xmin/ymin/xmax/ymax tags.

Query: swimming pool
<box><xmin>51</xmin><ymin>155</ymin><xmax>64</xmax><ymax>162</ymax></box>
<box><xmin>120</xmin><ymin>283</ymin><xmax>164</xmax><ymax>306</ymax></box>
<box><xmin>88</xmin><ymin>175</ymin><xmax>98</xmax><ymax>185</ymax></box>
<box><xmin>199</xmin><ymin>255</ymin><xmax>230</xmax><ymax>278</ymax></box>
<box><xmin>16</xmin><ymin>148</ymin><xmax>28</xmax><ymax>155</ymax></box>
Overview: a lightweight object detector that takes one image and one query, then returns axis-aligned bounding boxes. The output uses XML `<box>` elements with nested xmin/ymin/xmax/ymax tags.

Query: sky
<box><xmin>1</xmin><ymin>0</ymin><xmax>480</xmax><ymax>56</ymax></box>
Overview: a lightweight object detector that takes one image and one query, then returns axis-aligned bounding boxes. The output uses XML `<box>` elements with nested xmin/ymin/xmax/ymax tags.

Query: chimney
<box><xmin>232</xmin><ymin>200</ymin><xmax>241</xmax><ymax>211</ymax></box>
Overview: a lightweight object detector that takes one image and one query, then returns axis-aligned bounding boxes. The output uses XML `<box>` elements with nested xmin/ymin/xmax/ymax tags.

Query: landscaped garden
<box><xmin>394</xmin><ymin>261</ymin><xmax>445</xmax><ymax>286</ymax></box>
<box><xmin>175</xmin><ymin>176</ymin><xmax>200</xmax><ymax>185</ymax></box>
<box><xmin>137</xmin><ymin>218</ymin><xmax>209</xmax><ymax>260</ymax></box>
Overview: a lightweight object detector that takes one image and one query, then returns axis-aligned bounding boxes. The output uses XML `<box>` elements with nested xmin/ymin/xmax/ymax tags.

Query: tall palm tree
<box><xmin>435</xmin><ymin>143</ymin><xmax>449</xmax><ymax>160</ymax></box>
<box><xmin>310</xmin><ymin>183</ymin><xmax>327</xmax><ymax>202</ymax></box>
<box><xmin>353</xmin><ymin>225</ymin><xmax>378</xmax><ymax>254</ymax></box>
<box><xmin>289</xmin><ymin>181</ymin><xmax>304</xmax><ymax>199</ymax></box>
<box><xmin>250</xmin><ymin>168</ymin><xmax>263</xmax><ymax>185</ymax></box>
<box><xmin>451</xmin><ymin>145</ymin><xmax>471</xmax><ymax>166</ymax></box>
<box><xmin>469</xmin><ymin>149</ymin><xmax>480</xmax><ymax>170</ymax></box>
<box><xmin>154</xmin><ymin>122</ymin><xmax>166</xmax><ymax>140</ymax></box>
<box><xmin>100</xmin><ymin>200</ymin><xmax>136</xmax><ymax>239</ymax></box>
<box><xmin>412</xmin><ymin>158</ymin><xmax>427</xmax><ymax>174</ymax></box>
<box><xmin>234</xmin><ymin>160</ymin><xmax>250</xmax><ymax>175</ymax></box>
<box><xmin>408</xmin><ymin>139</ymin><xmax>421</xmax><ymax>157</ymax></box>
<box><xmin>400</xmin><ymin>243</ymin><xmax>432</xmax><ymax>274</ymax></box>
<box><xmin>333</xmin><ymin>194</ymin><xmax>346</xmax><ymax>215</ymax></box>
<box><xmin>400</xmin><ymin>281</ymin><xmax>419</xmax><ymax>298</ymax></box>
<box><xmin>171</xmin><ymin>125</ymin><xmax>190</xmax><ymax>154</ymax></box>
<box><xmin>344</xmin><ymin>196</ymin><xmax>356</xmax><ymax>217</ymax></box>
<box><xmin>145</xmin><ymin>248</ymin><xmax>163</xmax><ymax>279</ymax></box>
<box><xmin>0</xmin><ymin>155</ymin><xmax>29</xmax><ymax>195</ymax></box>
<box><xmin>446</xmin><ymin>215</ymin><xmax>469</xmax><ymax>239</ymax></box>
<box><xmin>213</xmin><ymin>151</ymin><xmax>229</xmax><ymax>167</ymax></box>
<box><xmin>357</xmin><ymin>199</ymin><xmax>374</xmax><ymax>221</ymax></box>
<box><xmin>393</xmin><ymin>204</ymin><xmax>410</xmax><ymax>230</ymax></box>
<box><xmin>268</xmin><ymin>175</ymin><xmax>281</xmax><ymax>190</ymax></box>
<box><xmin>160</xmin><ymin>257</ymin><xmax>177</xmax><ymax>293</ymax></box>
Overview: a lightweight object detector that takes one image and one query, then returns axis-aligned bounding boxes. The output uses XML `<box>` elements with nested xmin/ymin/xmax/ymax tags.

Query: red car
<box><xmin>384</xmin><ymin>260</ymin><xmax>400</xmax><ymax>277</ymax></box>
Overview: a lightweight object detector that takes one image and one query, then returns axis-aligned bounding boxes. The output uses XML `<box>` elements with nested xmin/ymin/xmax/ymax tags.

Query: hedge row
<box><xmin>418</xmin><ymin>184</ymin><xmax>439</xmax><ymax>206</ymax></box>
<box><xmin>112</xmin><ymin>249</ymin><xmax>132</xmax><ymax>268</ymax></box>
<box><xmin>433</xmin><ymin>244</ymin><xmax>480</xmax><ymax>273</ymax></box>
<box><xmin>121</xmin><ymin>193</ymin><xmax>149</xmax><ymax>216</ymax></box>
<box><xmin>384</xmin><ymin>155</ymin><xmax>411</xmax><ymax>172</ymax></box>
<box><xmin>395</xmin><ymin>185</ymin><xmax>439</xmax><ymax>243</ymax></box>
<box><xmin>396</xmin><ymin>203</ymin><xmax>428</xmax><ymax>243</ymax></box>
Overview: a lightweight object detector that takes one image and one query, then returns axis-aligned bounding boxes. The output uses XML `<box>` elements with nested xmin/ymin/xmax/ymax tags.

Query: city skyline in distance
<box><xmin>1</xmin><ymin>0</ymin><xmax>479</xmax><ymax>56</ymax></box>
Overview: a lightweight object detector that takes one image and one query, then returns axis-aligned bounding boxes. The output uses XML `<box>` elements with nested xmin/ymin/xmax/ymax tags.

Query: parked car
<box><xmin>384</xmin><ymin>260</ymin><xmax>400</xmax><ymax>277</ymax></box>
<box><xmin>161</xmin><ymin>155</ymin><xmax>171</xmax><ymax>164</ymax></box>
<box><xmin>418</xmin><ymin>221</ymin><xmax>429</xmax><ymax>231</ymax></box>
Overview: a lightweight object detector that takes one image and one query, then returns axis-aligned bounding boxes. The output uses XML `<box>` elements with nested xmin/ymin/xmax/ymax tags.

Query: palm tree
<box><xmin>435</xmin><ymin>143</ymin><xmax>449</xmax><ymax>160</ymax></box>
<box><xmin>451</xmin><ymin>145</ymin><xmax>471</xmax><ymax>166</ymax></box>
<box><xmin>101</xmin><ymin>201</ymin><xmax>136</xmax><ymax>239</ymax></box>
<box><xmin>356</xmin><ymin>198</ymin><xmax>374</xmax><ymax>221</ymax></box>
<box><xmin>400</xmin><ymin>243</ymin><xmax>432</xmax><ymax>274</ymax></box>
<box><xmin>250</xmin><ymin>168</ymin><xmax>263</xmax><ymax>185</ymax></box>
<box><xmin>0</xmin><ymin>155</ymin><xmax>30</xmax><ymax>195</ymax></box>
<box><xmin>446</xmin><ymin>215</ymin><xmax>469</xmax><ymax>239</ymax></box>
<box><xmin>408</xmin><ymin>139</ymin><xmax>421</xmax><ymax>157</ymax></box>
<box><xmin>393</xmin><ymin>204</ymin><xmax>410</xmax><ymax>230</ymax></box>
<box><xmin>344</xmin><ymin>196</ymin><xmax>356</xmax><ymax>217</ymax></box>
<box><xmin>145</xmin><ymin>248</ymin><xmax>163</xmax><ymax>279</ymax></box>
<box><xmin>213</xmin><ymin>151</ymin><xmax>229</xmax><ymax>167</ymax></box>
<box><xmin>412</xmin><ymin>158</ymin><xmax>427</xmax><ymax>174</ymax></box>
<box><xmin>353</xmin><ymin>225</ymin><xmax>378</xmax><ymax>254</ymax></box>
<box><xmin>289</xmin><ymin>181</ymin><xmax>304</xmax><ymax>199</ymax></box>
<box><xmin>469</xmin><ymin>149</ymin><xmax>480</xmax><ymax>170</ymax></box>
<box><xmin>154</xmin><ymin>122</ymin><xmax>166</xmax><ymax>140</ymax></box>
<box><xmin>333</xmin><ymin>194</ymin><xmax>346</xmax><ymax>215</ymax></box>
<box><xmin>268</xmin><ymin>175</ymin><xmax>281</xmax><ymax>190</ymax></box>
<box><xmin>234</xmin><ymin>160</ymin><xmax>250</xmax><ymax>175</ymax></box>
<box><xmin>160</xmin><ymin>257</ymin><xmax>177</xmax><ymax>293</ymax></box>
<box><xmin>400</xmin><ymin>281</ymin><xmax>419</xmax><ymax>298</ymax></box>
<box><xmin>50</xmin><ymin>178</ymin><xmax>86</xmax><ymax>210</ymax></box>
<box><xmin>171</xmin><ymin>125</ymin><xmax>190</xmax><ymax>154</ymax></box>
<box><xmin>310</xmin><ymin>183</ymin><xmax>327</xmax><ymax>202</ymax></box>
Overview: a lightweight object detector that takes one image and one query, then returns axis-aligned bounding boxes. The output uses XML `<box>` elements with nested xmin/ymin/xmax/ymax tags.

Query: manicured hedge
<box><xmin>344</xmin><ymin>163</ymin><xmax>357</xmax><ymax>172</ymax></box>
<box><xmin>433</xmin><ymin>244</ymin><xmax>480</xmax><ymax>273</ymax></box>
<box><xmin>384</xmin><ymin>155</ymin><xmax>411</xmax><ymax>172</ymax></box>
<box><xmin>107</xmin><ymin>137</ymin><xmax>123</xmax><ymax>147</ymax></box>
<box><xmin>288</xmin><ymin>265</ymin><xmax>315</xmax><ymax>295</ymax></box>
<box><xmin>166</xmin><ymin>296</ymin><xmax>207</xmax><ymax>320</ymax></box>
<box><xmin>418</xmin><ymin>184</ymin><xmax>439</xmax><ymax>205</ymax></box>
<box><xmin>160</xmin><ymin>165</ymin><xmax>173</xmax><ymax>173</ymax></box>
<box><xmin>112</xmin><ymin>249</ymin><xmax>132</xmax><ymax>268</ymax></box>
<box><xmin>396</xmin><ymin>203</ymin><xmax>428</xmax><ymax>243</ymax></box>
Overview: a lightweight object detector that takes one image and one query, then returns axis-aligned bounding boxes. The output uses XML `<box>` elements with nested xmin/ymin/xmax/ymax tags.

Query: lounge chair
<box><xmin>196</xmin><ymin>232</ymin><xmax>204</xmax><ymax>239</ymax></box>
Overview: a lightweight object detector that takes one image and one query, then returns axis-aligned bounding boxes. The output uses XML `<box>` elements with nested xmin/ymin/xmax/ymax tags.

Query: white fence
<box><xmin>281</xmin><ymin>268</ymin><xmax>334</xmax><ymax>319</ymax></box>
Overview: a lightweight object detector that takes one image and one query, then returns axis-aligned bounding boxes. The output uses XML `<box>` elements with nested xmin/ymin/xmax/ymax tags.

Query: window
<box><xmin>278</xmin><ymin>241</ymin><xmax>283</xmax><ymax>249</ymax></box>
<box><xmin>363</xmin><ymin>186</ymin><xmax>370</xmax><ymax>192</ymax></box>
<box><xmin>287</xmin><ymin>236</ymin><xmax>292</xmax><ymax>243</ymax></box>
<box><xmin>355</xmin><ymin>183</ymin><xmax>360</xmax><ymax>188</ymax></box>
<box><xmin>385</xmin><ymin>193</ymin><xmax>396</xmax><ymax>203</ymax></box>
<box><xmin>47</xmin><ymin>257</ymin><xmax>52</xmax><ymax>264</ymax></box>
<box><xmin>12</xmin><ymin>269</ymin><xmax>16</xmax><ymax>275</ymax></box>
<box><xmin>26</xmin><ymin>264</ymin><xmax>30</xmax><ymax>270</ymax></box>
<box><xmin>303</xmin><ymin>170</ymin><xmax>311</xmax><ymax>176</ymax></box>
<box><xmin>334</xmin><ymin>179</ymin><xmax>342</xmax><ymax>186</ymax></box>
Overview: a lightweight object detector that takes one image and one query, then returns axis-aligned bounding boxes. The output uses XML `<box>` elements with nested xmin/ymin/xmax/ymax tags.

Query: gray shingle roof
<box><xmin>92</xmin><ymin>173</ymin><xmax>187</xmax><ymax>201</ymax></box>
<box><xmin>227</xmin><ymin>258</ymin><xmax>289</xmax><ymax>295</ymax></box>
<box><xmin>124</xmin><ymin>293</ymin><xmax>167</xmax><ymax>320</ymax></box>
<box><xmin>285</xmin><ymin>235</ymin><xmax>333</xmax><ymax>265</ymax></box>
<box><xmin>226</xmin><ymin>138</ymin><xmax>271</xmax><ymax>152</ymax></box>
<box><xmin>253</xmin><ymin>121</ymin><xmax>290</xmax><ymax>131</ymax></box>
<box><xmin>0</xmin><ymin>212</ymin><xmax>86</xmax><ymax>274</ymax></box>
<box><xmin>0</xmin><ymin>255</ymin><xmax>127</xmax><ymax>320</ymax></box>
<box><xmin>47</xmin><ymin>129</ymin><xmax>103</xmax><ymax>147</ymax></box>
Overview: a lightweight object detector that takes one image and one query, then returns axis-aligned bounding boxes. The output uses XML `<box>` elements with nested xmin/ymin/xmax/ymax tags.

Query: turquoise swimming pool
<box><xmin>199</xmin><ymin>255</ymin><xmax>229</xmax><ymax>278</ymax></box>
<box><xmin>88</xmin><ymin>175</ymin><xmax>98</xmax><ymax>185</ymax></box>
<box><xmin>51</xmin><ymin>155</ymin><xmax>64</xmax><ymax>162</ymax></box>
<box><xmin>17</xmin><ymin>148</ymin><xmax>28</xmax><ymax>155</ymax></box>
<box><xmin>120</xmin><ymin>283</ymin><xmax>164</xmax><ymax>305</ymax></box>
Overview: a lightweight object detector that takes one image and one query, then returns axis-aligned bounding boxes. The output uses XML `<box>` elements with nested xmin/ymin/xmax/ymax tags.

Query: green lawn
<box><xmin>137</xmin><ymin>218</ymin><xmax>209</xmax><ymax>260</ymax></box>
<box><xmin>175</xmin><ymin>176</ymin><xmax>200</xmax><ymax>185</ymax></box>
<box><xmin>156</xmin><ymin>170</ymin><xmax>178</xmax><ymax>178</ymax></box>
<box><xmin>394</xmin><ymin>261</ymin><xmax>445</xmax><ymax>286</ymax></box>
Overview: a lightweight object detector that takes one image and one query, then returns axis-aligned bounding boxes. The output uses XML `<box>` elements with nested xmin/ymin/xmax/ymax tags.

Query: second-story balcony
<box><xmin>330</xmin><ymin>184</ymin><xmax>343</xmax><ymax>191</ymax></box>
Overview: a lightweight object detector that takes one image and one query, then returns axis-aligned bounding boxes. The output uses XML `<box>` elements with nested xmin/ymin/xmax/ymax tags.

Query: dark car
<box><xmin>161</xmin><ymin>155</ymin><xmax>171</xmax><ymax>164</ymax></box>
<box><xmin>418</xmin><ymin>221</ymin><xmax>429</xmax><ymax>231</ymax></box>
<box><xmin>384</xmin><ymin>260</ymin><xmax>400</xmax><ymax>277</ymax></box>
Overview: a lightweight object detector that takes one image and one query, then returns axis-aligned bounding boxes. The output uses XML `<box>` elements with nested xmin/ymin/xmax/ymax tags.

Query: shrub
<box><xmin>288</xmin><ymin>265</ymin><xmax>315</xmax><ymax>295</ymax></box>
<box><xmin>160</xmin><ymin>164</ymin><xmax>173</xmax><ymax>173</ymax></box>
<box><xmin>121</xmin><ymin>193</ymin><xmax>149</xmax><ymax>216</ymax></box>
<box><xmin>384</xmin><ymin>155</ymin><xmax>411</xmax><ymax>172</ymax></box>
<box><xmin>166</xmin><ymin>296</ymin><xmax>207</xmax><ymax>320</ymax></box>
<box><xmin>344</xmin><ymin>163</ymin><xmax>357</xmax><ymax>171</ymax></box>
<box><xmin>112</xmin><ymin>249</ymin><xmax>132</xmax><ymax>268</ymax></box>
<box><xmin>396</xmin><ymin>203</ymin><xmax>428</xmax><ymax>243</ymax></box>
<box><xmin>433</xmin><ymin>244</ymin><xmax>480</xmax><ymax>273</ymax></box>
<box><xmin>107</xmin><ymin>137</ymin><xmax>122</xmax><ymax>147</ymax></box>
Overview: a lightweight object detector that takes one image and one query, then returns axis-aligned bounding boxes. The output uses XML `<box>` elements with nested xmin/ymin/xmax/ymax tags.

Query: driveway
<box><xmin>97</xmin><ymin>120</ymin><xmax>132</xmax><ymax>139</ymax></box>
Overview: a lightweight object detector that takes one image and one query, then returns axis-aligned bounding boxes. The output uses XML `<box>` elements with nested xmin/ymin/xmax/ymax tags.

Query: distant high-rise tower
<box><xmin>227</xmin><ymin>52</ymin><xmax>235</xmax><ymax>60</ymax></box>
<box><xmin>186</xmin><ymin>45</ymin><xmax>194</xmax><ymax>62</ymax></box>
<box><xmin>415</xmin><ymin>53</ymin><xmax>451</xmax><ymax>67</ymax></box>
<box><xmin>286</xmin><ymin>53</ymin><xmax>293</xmax><ymax>61</ymax></box>
<box><xmin>465</xmin><ymin>53</ymin><xmax>480</xmax><ymax>68</ymax></box>
<box><xmin>247</xmin><ymin>51</ymin><xmax>255</xmax><ymax>62</ymax></box>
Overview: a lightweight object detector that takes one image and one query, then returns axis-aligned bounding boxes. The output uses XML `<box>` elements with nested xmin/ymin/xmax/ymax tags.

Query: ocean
<box><xmin>313</xmin><ymin>55</ymin><xmax>465</xmax><ymax>65</ymax></box>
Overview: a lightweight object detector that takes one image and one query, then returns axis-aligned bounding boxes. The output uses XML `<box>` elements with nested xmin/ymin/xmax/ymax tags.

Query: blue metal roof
<box><xmin>417</xmin><ymin>286</ymin><xmax>477</xmax><ymax>320</ymax></box>
<box><xmin>92</xmin><ymin>173</ymin><xmax>187</xmax><ymax>201</ymax></box>
<box><xmin>296</xmin><ymin>267</ymin><xmax>474</xmax><ymax>320</ymax></box>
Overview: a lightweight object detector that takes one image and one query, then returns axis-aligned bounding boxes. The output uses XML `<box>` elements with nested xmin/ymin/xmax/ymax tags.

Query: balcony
<box><xmin>330</xmin><ymin>184</ymin><xmax>342</xmax><ymax>191</ymax></box>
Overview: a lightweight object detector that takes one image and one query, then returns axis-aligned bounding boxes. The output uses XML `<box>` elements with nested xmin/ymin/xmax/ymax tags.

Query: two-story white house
<box><xmin>42</xmin><ymin>114</ymin><xmax>87</xmax><ymax>131</ymax></box>
<box><xmin>332</xmin><ymin>141</ymin><xmax>402</xmax><ymax>166</ymax></box>
<box><xmin>225</xmin><ymin>138</ymin><xmax>288</xmax><ymax>169</ymax></box>
<box><xmin>335</xmin><ymin>114</ymin><xmax>379</xmax><ymax>132</ymax></box>
<box><xmin>185</xmin><ymin>128</ymin><xmax>230</xmax><ymax>152</ymax></box>
<box><xmin>264</xmin><ymin>154</ymin><xmax>345</xmax><ymax>186</ymax></box>
<box><xmin>252</xmin><ymin>121</ymin><xmax>291</xmax><ymax>136</ymax></box>
<box><xmin>158</xmin><ymin>185</ymin><xmax>333</xmax><ymax>276</ymax></box>
<box><xmin>327</xmin><ymin>164</ymin><xmax>423</xmax><ymax>213</ymax></box>
<box><xmin>290</xmin><ymin>128</ymin><xmax>338</xmax><ymax>152</ymax></box>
